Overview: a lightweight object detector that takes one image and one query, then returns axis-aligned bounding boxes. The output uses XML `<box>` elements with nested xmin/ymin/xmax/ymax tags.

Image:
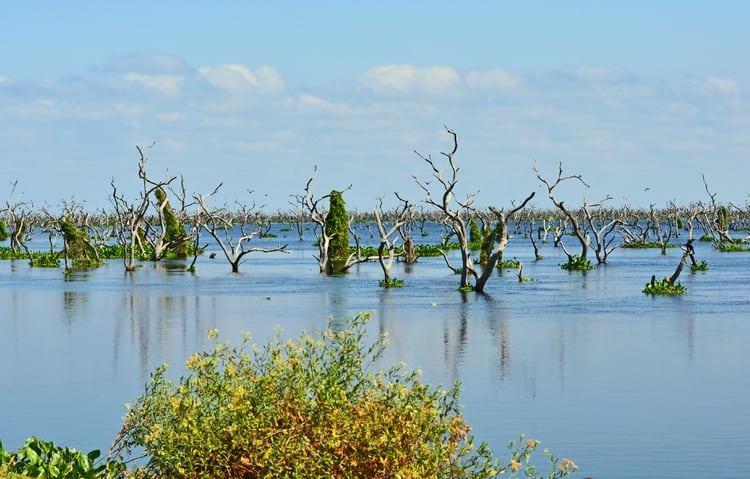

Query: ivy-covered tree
<box><xmin>325</xmin><ymin>189</ymin><xmax>350</xmax><ymax>274</ymax></box>
<box><xmin>153</xmin><ymin>187</ymin><xmax>188</xmax><ymax>259</ymax></box>
<box><xmin>297</xmin><ymin>167</ymin><xmax>367</xmax><ymax>275</ymax></box>
<box><xmin>58</xmin><ymin>215</ymin><xmax>100</xmax><ymax>269</ymax></box>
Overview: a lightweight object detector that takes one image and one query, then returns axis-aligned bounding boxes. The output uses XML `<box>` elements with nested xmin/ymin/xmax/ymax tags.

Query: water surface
<box><xmin>1</xmin><ymin>229</ymin><xmax>748</xmax><ymax>478</ymax></box>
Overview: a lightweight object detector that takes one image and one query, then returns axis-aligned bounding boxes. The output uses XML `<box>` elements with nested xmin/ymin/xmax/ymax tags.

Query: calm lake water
<box><xmin>1</xmin><ymin>224</ymin><xmax>749</xmax><ymax>478</ymax></box>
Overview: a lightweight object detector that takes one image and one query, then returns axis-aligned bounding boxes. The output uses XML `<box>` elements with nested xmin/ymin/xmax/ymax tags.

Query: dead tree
<box><xmin>110</xmin><ymin>144</ymin><xmax>177</xmax><ymax>272</ymax></box>
<box><xmin>534</xmin><ymin>161</ymin><xmax>591</xmax><ymax>264</ymax></box>
<box><xmin>582</xmin><ymin>195</ymin><xmax>621</xmax><ymax>264</ymax></box>
<box><xmin>414</xmin><ymin>126</ymin><xmax>479</xmax><ymax>289</ymax></box>
<box><xmin>702</xmin><ymin>174</ymin><xmax>734</xmax><ymax>244</ymax></box>
<box><xmin>287</xmin><ymin>193</ymin><xmax>310</xmax><ymax>242</ymax></box>
<box><xmin>373</xmin><ymin>193</ymin><xmax>412</xmax><ymax>286</ymax></box>
<box><xmin>650</xmin><ymin>239</ymin><xmax>699</xmax><ymax>289</ymax></box>
<box><xmin>473</xmin><ymin>193</ymin><xmax>536</xmax><ymax>293</ymax></box>
<box><xmin>139</xmin><ymin>175</ymin><xmax>192</xmax><ymax>261</ymax></box>
<box><xmin>194</xmin><ymin>186</ymin><xmax>288</xmax><ymax>273</ymax></box>
<box><xmin>648</xmin><ymin>204</ymin><xmax>674</xmax><ymax>255</ymax></box>
<box><xmin>3</xmin><ymin>180</ymin><xmax>36</xmax><ymax>261</ymax></box>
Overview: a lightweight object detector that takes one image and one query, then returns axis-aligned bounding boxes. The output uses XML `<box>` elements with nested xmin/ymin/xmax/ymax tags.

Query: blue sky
<box><xmin>2</xmin><ymin>2</ymin><xmax>748</xmax><ymax>213</ymax></box>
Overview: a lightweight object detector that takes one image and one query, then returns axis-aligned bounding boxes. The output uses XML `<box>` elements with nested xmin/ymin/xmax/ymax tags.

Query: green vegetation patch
<box><xmin>643</xmin><ymin>278</ymin><xmax>687</xmax><ymax>295</ymax></box>
<box><xmin>560</xmin><ymin>255</ymin><xmax>593</xmax><ymax>271</ymax></box>
<box><xmin>111</xmin><ymin>313</ymin><xmax>576</xmax><ymax>478</ymax></box>
<box><xmin>0</xmin><ymin>437</ymin><xmax>121</xmax><ymax>479</ymax></box>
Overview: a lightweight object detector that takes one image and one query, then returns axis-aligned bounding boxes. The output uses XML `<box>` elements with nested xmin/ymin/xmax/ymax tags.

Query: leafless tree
<box><xmin>582</xmin><ymin>196</ymin><xmax>621</xmax><ymax>264</ymax></box>
<box><xmin>473</xmin><ymin>194</ymin><xmax>535</xmax><ymax>293</ymax></box>
<box><xmin>648</xmin><ymin>203</ymin><xmax>674</xmax><ymax>255</ymax></box>
<box><xmin>534</xmin><ymin>161</ymin><xmax>592</xmax><ymax>264</ymax></box>
<box><xmin>110</xmin><ymin>144</ymin><xmax>177</xmax><ymax>272</ymax></box>
<box><xmin>702</xmin><ymin>174</ymin><xmax>734</xmax><ymax>244</ymax></box>
<box><xmin>193</xmin><ymin>186</ymin><xmax>288</xmax><ymax>273</ymax></box>
<box><xmin>373</xmin><ymin>193</ymin><xmax>412</xmax><ymax>286</ymax></box>
<box><xmin>414</xmin><ymin>126</ymin><xmax>478</xmax><ymax>289</ymax></box>
<box><xmin>3</xmin><ymin>180</ymin><xmax>36</xmax><ymax>260</ymax></box>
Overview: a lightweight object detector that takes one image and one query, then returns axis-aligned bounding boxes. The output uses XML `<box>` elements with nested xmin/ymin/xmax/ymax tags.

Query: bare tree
<box><xmin>534</xmin><ymin>161</ymin><xmax>592</xmax><ymax>266</ymax></box>
<box><xmin>194</xmin><ymin>186</ymin><xmax>288</xmax><ymax>273</ymax></box>
<box><xmin>648</xmin><ymin>203</ymin><xmax>675</xmax><ymax>255</ymax></box>
<box><xmin>473</xmin><ymin>194</ymin><xmax>536</xmax><ymax>293</ymax></box>
<box><xmin>373</xmin><ymin>193</ymin><xmax>412</xmax><ymax>286</ymax></box>
<box><xmin>582</xmin><ymin>196</ymin><xmax>621</xmax><ymax>264</ymax></box>
<box><xmin>702</xmin><ymin>174</ymin><xmax>734</xmax><ymax>244</ymax></box>
<box><xmin>110</xmin><ymin>144</ymin><xmax>177</xmax><ymax>272</ymax></box>
<box><xmin>414</xmin><ymin>126</ymin><xmax>479</xmax><ymax>289</ymax></box>
<box><xmin>3</xmin><ymin>180</ymin><xmax>35</xmax><ymax>261</ymax></box>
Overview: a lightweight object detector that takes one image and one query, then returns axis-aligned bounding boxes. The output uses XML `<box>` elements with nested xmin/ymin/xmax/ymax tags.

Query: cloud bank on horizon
<box><xmin>1</xmin><ymin>2</ymin><xmax>748</xmax><ymax>212</ymax></box>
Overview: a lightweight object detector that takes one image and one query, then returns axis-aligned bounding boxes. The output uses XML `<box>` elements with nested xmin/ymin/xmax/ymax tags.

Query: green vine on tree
<box><xmin>325</xmin><ymin>189</ymin><xmax>350</xmax><ymax>274</ymax></box>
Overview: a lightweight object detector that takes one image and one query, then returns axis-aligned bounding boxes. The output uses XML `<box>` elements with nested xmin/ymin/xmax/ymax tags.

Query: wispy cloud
<box><xmin>359</xmin><ymin>65</ymin><xmax>460</xmax><ymax>94</ymax></box>
<box><xmin>290</xmin><ymin>93</ymin><xmax>349</xmax><ymax>114</ymax></box>
<box><xmin>198</xmin><ymin>64</ymin><xmax>285</xmax><ymax>94</ymax></box>
<box><xmin>103</xmin><ymin>52</ymin><xmax>193</xmax><ymax>75</ymax></box>
<box><xmin>123</xmin><ymin>73</ymin><xmax>183</xmax><ymax>96</ymax></box>
<box><xmin>465</xmin><ymin>69</ymin><xmax>521</xmax><ymax>89</ymax></box>
<box><xmin>696</xmin><ymin>75</ymin><xmax>739</xmax><ymax>95</ymax></box>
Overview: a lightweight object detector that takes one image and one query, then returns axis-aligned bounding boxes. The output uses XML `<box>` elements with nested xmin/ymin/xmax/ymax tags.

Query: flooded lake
<box><xmin>1</xmin><ymin>225</ymin><xmax>749</xmax><ymax>478</ymax></box>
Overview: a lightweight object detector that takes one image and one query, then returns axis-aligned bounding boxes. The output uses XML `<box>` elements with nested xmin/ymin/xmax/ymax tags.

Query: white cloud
<box><xmin>198</xmin><ymin>64</ymin><xmax>284</xmax><ymax>94</ymax></box>
<box><xmin>0</xmin><ymin>75</ymin><xmax>9</xmax><ymax>85</ymax></box>
<box><xmin>465</xmin><ymin>69</ymin><xmax>521</xmax><ymax>89</ymax></box>
<box><xmin>124</xmin><ymin>73</ymin><xmax>183</xmax><ymax>96</ymax></box>
<box><xmin>571</xmin><ymin>65</ymin><xmax>629</xmax><ymax>82</ymax></box>
<box><xmin>360</xmin><ymin>64</ymin><xmax>460</xmax><ymax>94</ymax></box>
<box><xmin>15</xmin><ymin>98</ymin><xmax>61</xmax><ymax>119</ymax></box>
<box><xmin>290</xmin><ymin>94</ymin><xmax>349</xmax><ymax>114</ymax></box>
<box><xmin>157</xmin><ymin>111</ymin><xmax>186</xmax><ymax>122</ymax></box>
<box><xmin>702</xmin><ymin>76</ymin><xmax>739</xmax><ymax>94</ymax></box>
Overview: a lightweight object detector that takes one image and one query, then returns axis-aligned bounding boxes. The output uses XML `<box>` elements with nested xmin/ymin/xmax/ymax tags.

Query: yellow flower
<box><xmin>559</xmin><ymin>458</ymin><xmax>578</xmax><ymax>472</ymax></box>
<box><xmin>509</xmin><ymin>460</ymin><xmax>522</xmax><ymax>472</ymax></box>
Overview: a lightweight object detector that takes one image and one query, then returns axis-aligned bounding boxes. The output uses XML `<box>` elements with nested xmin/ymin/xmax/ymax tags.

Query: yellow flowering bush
<box><xmin>109</xmin><ymin>313</ymin><xmax>576</xmax><ymax>479</ymax></box>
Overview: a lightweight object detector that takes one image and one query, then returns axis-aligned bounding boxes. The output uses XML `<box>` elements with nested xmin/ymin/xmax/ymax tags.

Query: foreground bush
<box><xmin>110</xmin><ymin>313</ymin><xmax>576</xmax><ymax>478</ymax></box>
<box><xmin>0</xmin><ymin>437</ymin><xmax>121</xmax><ymax>479</ymax></box>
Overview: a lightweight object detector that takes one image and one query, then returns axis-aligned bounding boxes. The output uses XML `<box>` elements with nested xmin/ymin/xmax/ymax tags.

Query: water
<box><xmin>1</xmin><ymin>227</ymin><xmax>749</xmax><ymax>478</ymax></box>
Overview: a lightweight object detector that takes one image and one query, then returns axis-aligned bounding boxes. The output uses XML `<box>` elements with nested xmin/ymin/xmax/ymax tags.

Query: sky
<box><xmin>2</xmin><ymin>1</ymin><xmax>749</xmax><ymax>214</ymax></box>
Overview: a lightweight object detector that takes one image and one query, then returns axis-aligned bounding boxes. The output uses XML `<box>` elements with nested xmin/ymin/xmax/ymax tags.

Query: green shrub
<box><xmin>112</xmin><ymin>313</ymin><xmax>576</xmax><ymax>479</ymax></box>
<box><xmin>643</xmin><ymin>278</ymin><xmax>687</xmax><ymax>295</ymax></box>
<box><xmin>30</xmin><ymin>252</ymin><xmax>60</xmax><ymax>268</ymax></box>
<box><xmin>379</xmin><ymin>277</ymin><xmax>404</xmax><ymax>288</ymax></box>
<box><xmin>560</xmin><ymin>255</ymin><xmax>593</xmax><ymax>271</ymax></box>
<box><xmin>0</xmin><ymin>437</ymin><xmax>121</xmax><ymax>479</ymax></box>
<box><xmin>690</xmin><ymin>260</ymin><xmax>709</xmax><ymax>272</ymax></box>
<box><xmin>500</xmin><ymin>257</ymin><xmax>521</xmax><ymax>269</ymax></box>
<box><xmin>715</xmin><ymin>242</ymin><xmax>750</xmax><ymax>252</ymax></box>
